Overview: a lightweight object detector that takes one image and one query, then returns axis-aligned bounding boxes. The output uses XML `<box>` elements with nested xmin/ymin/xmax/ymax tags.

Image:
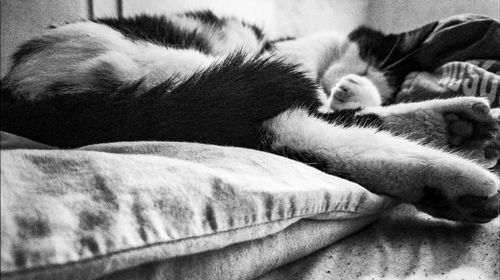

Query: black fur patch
<box><xmin>183</xmin><ymin>10</ymin><xmax>225</xmax><ymax>27</ymax></box>
<box><xmin>1</xmin><ymin>53</ymin><xmax>320</xmax><ymax>148</ymax></box>
<box><xmin>88</xmin><ymin>61</ymin><xmax>129</xmax><ymax>92</ymax></box>
<box><xmin>243</xmin><ymin>22</ymin><xmax>265</xmax><ymax>40</ymax></box>
<box><xmin>348</xmin><ymin>26</ymin><xmax>422</xmax><ymax>88</ymax></box>
<box><xmin>270</xmin><ymin>36</ymin><xmax>297</xmax><ymax>43</ymax></box>
<box><xmin>348</xmin><ymin>26</ymin><xmax>398</xmax><ymax>66</ymax></box>
<box><xmin>93</xmin><ymin>15</ymin><xmax>212</xmax><ymax>54</ymax></box>
<box><xmin>11</xmin><ymin>37</ymin><xmax>59</xmax><ymax>66</ymax></box>
<box><xmin>260</xmin><ymin>36</ymin><xmax>297</xmax><ymax>54</ymax></box>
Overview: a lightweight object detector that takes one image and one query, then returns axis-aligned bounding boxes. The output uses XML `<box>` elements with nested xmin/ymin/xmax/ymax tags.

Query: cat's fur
<box><xmin>1</xmin><ymin>11</ymin><xmax>499</xmax><ymax>223</ymax></box>
<box><xmin>269</xmin><ymin>33</ymin><xmax>387</xmax><ymax>111</ymax></box>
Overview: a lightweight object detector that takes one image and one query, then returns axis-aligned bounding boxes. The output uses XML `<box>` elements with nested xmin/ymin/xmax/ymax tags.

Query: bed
<box><xmin>1</xmin><ymin>131</ymin><xmax>499</xmax><ymax>280</ymax></box>
<box><xmin>1</xmin><ymin>11</ymin><xmax>500</xmax><ymax>280</ymax></box>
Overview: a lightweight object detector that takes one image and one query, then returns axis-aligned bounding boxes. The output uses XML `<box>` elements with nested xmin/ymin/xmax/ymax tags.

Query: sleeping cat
<box><xmin>1</xmin><ymin>11</ymin><xmax>499</xmax><ymax>223</ymax></box>
<box><xmin>268</xmin><ymin>30</ymin><xmax>391</xmax><ymax>112</ymax></box>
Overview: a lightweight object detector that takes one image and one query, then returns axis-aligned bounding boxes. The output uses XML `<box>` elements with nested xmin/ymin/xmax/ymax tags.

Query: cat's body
<box><xmin>269</xmin><ymin>32</ymin><xmax>387</xmax><ymax>112</ymax></box>
<box><xmin>1</xmin><ymin>11</ymin><xmax>499</xmax><ymax>223</ymax></box>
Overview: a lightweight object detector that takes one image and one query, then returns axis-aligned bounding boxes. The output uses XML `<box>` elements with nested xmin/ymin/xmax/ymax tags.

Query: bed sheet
<box><xmin>257</xmin><ymin>204</ymin><xmax>500</xmax><ymax>280</ymax></box>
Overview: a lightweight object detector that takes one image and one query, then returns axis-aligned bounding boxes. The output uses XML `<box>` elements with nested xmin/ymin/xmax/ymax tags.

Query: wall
<box><xmin>367</xmin><ymin>0</ymin><xmax>500</xmax><ymax>33</ymax></box>
<box><xmin>119</xmin><ymin>0</ymin><xmax>368</xmax><ymax>38</ymax></box>
<box><xmin>0</xmin><ymin>0</ymin><xmax>88</xmax><ymax>77</ymax></box>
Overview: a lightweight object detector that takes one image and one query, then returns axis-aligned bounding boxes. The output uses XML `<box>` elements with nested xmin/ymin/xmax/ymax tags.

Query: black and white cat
<box><xmin>1</xmin><ymin>11</ymin><xmax>499</xmax><ymax>223</ymax></box>
<box><xmin>268</xmin><ymin>31</ymin><xmax>388</xmax><ymax>111</ymax></box>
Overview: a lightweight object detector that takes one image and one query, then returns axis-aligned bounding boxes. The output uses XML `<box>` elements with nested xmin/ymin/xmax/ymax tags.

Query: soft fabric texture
<box><xmin>397</xmin><ymin>60</ymin><xmax>499</xmax><ymax>107</ymax></box>
<box><xmin>379</xmin><ymin>13</ymin><xmax>500</xmax><ymax>74</ymax></box>
<box><xmin>0</xmin><ymin>132</ymin><xmax>394</xmax><ymax>280</ymax></box>
<box><xmin>256</xmin><ymin>204</ymin><xmax>500</xmax><ymax>280</ymax></box>
<box><xmin>384</xmin><ymin>14</ymin><xmax>500</xmax><ymax>107</ymax></box>
<box><xmin>98</xmin><ymin>218</ymin><xmax>378</xmax><ymax>280</ymax></box>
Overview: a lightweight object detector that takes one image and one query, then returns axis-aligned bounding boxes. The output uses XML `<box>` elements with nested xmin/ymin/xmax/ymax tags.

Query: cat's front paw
<box><xmin>416</xmin><ymin>157</ymin><xmax>499</xmax><ymax>223</ymax></box>
<box><xmin>328</xmin><ymin>74</ymin><xmax>381</xmax><ymax>111</ymax></box>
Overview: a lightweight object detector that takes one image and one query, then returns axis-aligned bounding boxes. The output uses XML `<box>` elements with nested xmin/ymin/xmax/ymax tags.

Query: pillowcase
<box><xmin>1</xmin><ymin>133</ymin><xmax>394</xmax><ymax>280</ymax></box>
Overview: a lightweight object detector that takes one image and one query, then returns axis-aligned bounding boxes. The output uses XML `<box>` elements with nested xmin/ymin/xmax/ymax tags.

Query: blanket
<box><xmin>377</xmin><ymin>14</ymin><xmax>500</xmax><ymax>106</ymax></box>
<box><xmin>377</xmin><ymin>14</ymin><xmax>500</xmax><ymax>167</ymax></box>
<box><xmin>397</xmin><ymin>60</ymin><xmax>500</xmax><ymax>107</ymax></box>
<box><xmin>257</xmin><ymin>204</ymin><xmax>500</xmax><ymax>280</ymax></box>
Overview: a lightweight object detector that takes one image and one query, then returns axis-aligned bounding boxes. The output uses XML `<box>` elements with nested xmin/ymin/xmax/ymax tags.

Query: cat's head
<box><xmin>321</xmin><ymin>26</ymin><xmax>410</xmax><ymax>105</ymax></box>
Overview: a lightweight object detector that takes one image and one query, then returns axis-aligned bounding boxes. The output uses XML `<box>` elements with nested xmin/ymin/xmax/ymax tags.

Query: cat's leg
<box><xmin>263</xmin><ymin>108</ymin><xmax>499</xmax><ymax>223</ymax></box>
<box><xmin>362</xmin><ymin>96</ymin><xmax>499</xmax><ymax>167</ymax></box>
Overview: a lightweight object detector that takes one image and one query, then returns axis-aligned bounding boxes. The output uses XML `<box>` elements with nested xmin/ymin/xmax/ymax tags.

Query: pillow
<box><xmin>1</xmin><ymin>134</ymin><xmax>394</xmax><ymax>280</ymax></box>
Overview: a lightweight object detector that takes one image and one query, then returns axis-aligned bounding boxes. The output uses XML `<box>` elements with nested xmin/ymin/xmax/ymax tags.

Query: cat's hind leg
<box><xmin>263</xmin><ymin>108</ymin><xmax>499</xmax><ymax>223</ymax></box>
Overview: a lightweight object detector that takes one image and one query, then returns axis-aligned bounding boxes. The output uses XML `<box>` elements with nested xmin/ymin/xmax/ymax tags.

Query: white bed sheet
<box><xmin>257</xmin><ymin>204</ymin><xmax>500</xmax><ymax>280</ymax></box>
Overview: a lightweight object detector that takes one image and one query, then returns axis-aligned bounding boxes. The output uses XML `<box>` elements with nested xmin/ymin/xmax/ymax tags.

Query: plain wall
<box><xmin>0</xmin><ymin>0</ymin><xmax>88</xmax><ymax>77</ymax></box>
<box><xmin>367</xmin><ymin>0</ymin><xmax>500</xmax><ymax>33</ymax></box>
<box><xmin>121</xmin><ymin>0</ymin><xmax>369</xmax><ymax>38</ymax></box>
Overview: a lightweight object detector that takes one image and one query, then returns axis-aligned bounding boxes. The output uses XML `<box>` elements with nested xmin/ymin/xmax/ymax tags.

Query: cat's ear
<box><xmin>347</xmin><ymin>26</ymin><xmax>398</xmax><ymax>67</ymax></box>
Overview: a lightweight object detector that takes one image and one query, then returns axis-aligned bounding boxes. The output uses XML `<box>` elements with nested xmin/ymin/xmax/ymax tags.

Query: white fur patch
<box><xmin>5</xmin><ymin>22</ymin><xmax>215</xmax><ymax>100</ymax></box>
<box><xmin>264</xmin><ymin>108</ymin><xmax>499</xmax><ymax>204</ymax></box>
<box><xmin>270</xmin><ymin>33</ymin><xmax>394</xmax><ymax>109</ymax></box>
<box><xmin>321</xmin><ymin>42</ymin><xmax>394</xmax><ymax>103</ymax></box>
<box><xmin>328</xmin><ymin>73</ymin><xmax>382</xmax><ymax>111</ymax></box>
<box><xmin>270</xmin><ymin>32</ymin><xmax>346</xmax><ymax>81</ymax></box>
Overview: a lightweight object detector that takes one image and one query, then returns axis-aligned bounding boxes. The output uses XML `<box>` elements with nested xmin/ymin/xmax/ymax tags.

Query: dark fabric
<box><xmin>381</xmin><ymin>14</ymin><xmax>500</xmax><ymax>107</ymax></box>
<box><xmin>382</xmin><ymin>14</ymin><xmax>500</xmax><ymax>72</ymax></box>
<box><xmin>397</xmin><ymin>60</ymin><xmax>500</xmax><ymax>107</ymax></box>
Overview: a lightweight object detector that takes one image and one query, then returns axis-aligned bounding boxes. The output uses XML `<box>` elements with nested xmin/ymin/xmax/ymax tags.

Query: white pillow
<box><xmin>1</xmin><ymin>137</ymin><xmax>394</xmax><ymax>280</ymax></box>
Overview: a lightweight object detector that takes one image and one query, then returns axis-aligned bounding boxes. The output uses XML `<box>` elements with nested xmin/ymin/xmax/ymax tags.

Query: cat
<box><xmin>268</xmin><ymin>32</ymin><xmax>387</xmax><ymax>112</ymax></box>
<box><xmin>1</xmin><ymin>11</ymin><xmax>499</xmax><ymax>223</ymax></box>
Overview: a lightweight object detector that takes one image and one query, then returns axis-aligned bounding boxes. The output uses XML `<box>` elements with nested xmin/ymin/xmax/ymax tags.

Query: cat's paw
<box><xmin>328</xmin><ymin>74</ymin><xmax>381</xmax><ymax>111</ymax></box>
<box><xmin>437</xmin><ymin>97</ymin><xmax>499</xmax><ymax>166</ymax></box>
<box><xmin>372</xmin><ymin>97</ymin><xmax>500</xmax><ymax>166</ymax></box>
<box><xmin>416</xmin><ymin>157</ymin><xmax>500</xmax><ymax>223</ymax></box>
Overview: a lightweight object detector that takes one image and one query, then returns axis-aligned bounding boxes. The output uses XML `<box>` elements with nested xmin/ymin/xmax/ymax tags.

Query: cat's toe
<box><xmin>443</xmin><ymin>97</ymin><xmax>492</xmax><ymax>122</ymax></box>
<box><xmin>484</xmin><ymin>140</ymin><xmax>500</xmax><ymax>159</ymax></box>
<box><xmin>472</xmin><ymin>101</ymin><xmax>490</xmax><ymax>116</ymax></box>
<box><xmin>457</xmin><ymin>195</ymin><xmax>488</xmax><ymax>207</ymax></box>
<box><xmin>415</xmin><ymin>158</ymin><xmax>500</xmax><ymax>223</ymax></box>
<box><xmin>440</xmin><ymin>99</ymin><xmax>500</xmax><ymax>165</ymax></box>
<box><xmin>332</xmin><ymin>86</ymin><xmax>351</xmax><ymax>101</ymax></box>
<box><xmin>418</xmin><ymin>189</ymin><xmax>499</xmax><ymax>223</ymax></box>
<box><xmin>469</xmin><ymin>192</ymin><xmax>499</xmax><ymax>222</ymax></box>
